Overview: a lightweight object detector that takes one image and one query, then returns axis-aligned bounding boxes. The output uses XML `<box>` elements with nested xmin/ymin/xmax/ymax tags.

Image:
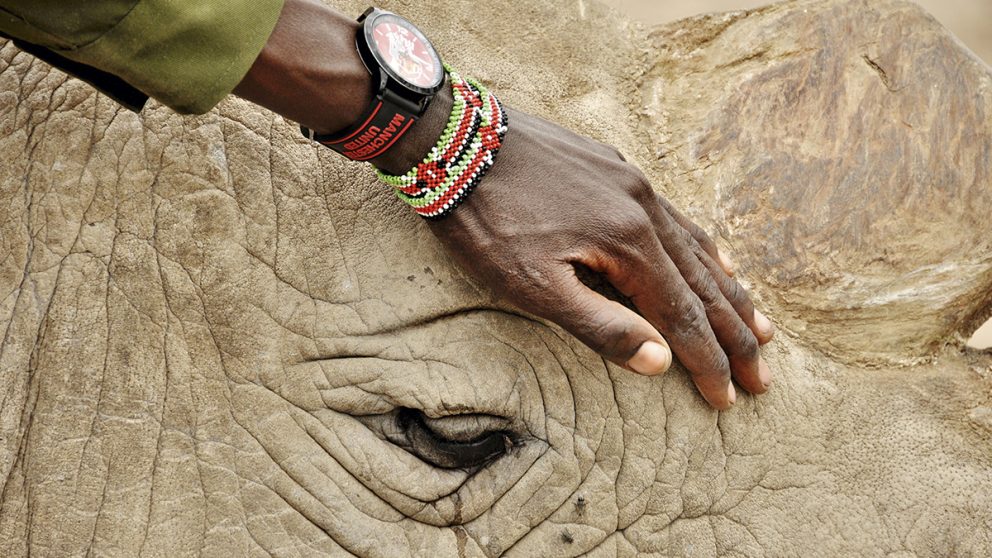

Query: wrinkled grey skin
<box><xmin>1</xmin><ymin>0</ymin><xmax>990</xmax><ymax>556</ymax></box>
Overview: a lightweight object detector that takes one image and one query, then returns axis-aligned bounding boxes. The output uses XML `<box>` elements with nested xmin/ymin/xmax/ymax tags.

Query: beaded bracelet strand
<box><xmin>376</xmin><ymin>66</ymin><xmax>508</xmax><ymax>219</ymax></box>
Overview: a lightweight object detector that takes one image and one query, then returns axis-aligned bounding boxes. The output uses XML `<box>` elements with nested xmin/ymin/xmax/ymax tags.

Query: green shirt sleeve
<box><xmin>0</xmin><ymin>0</ymin><xmax>285</xmax><ymax>114</ymax></box>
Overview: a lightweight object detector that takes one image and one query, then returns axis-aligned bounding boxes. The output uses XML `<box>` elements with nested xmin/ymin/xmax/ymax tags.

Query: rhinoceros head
<box><xmin>1</xmin><ymin>0</ymin><xmax>990</xmax><ymax>555</ymax></box>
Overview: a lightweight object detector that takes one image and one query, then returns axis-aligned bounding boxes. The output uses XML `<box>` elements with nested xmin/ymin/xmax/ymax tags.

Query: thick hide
<box><xmin>1</xmin><ymin>0</ymin><xmax>990</xmax><ymax>556</ymax></box>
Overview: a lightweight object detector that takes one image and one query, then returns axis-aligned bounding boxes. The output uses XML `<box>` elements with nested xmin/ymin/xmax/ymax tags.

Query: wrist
<box><xmin>376</xmin><ymin>70</ymin><xmax>508</xmax><ymax>219</ymax></box>
<box><xmin>233</xmin><ymin>0</ymin><xmax>372</xmax><ymax>136</ymax></box>
<box><xmin>296</xmin><ymin>7</ymin><xmax>449</xmax><ymax>169</ymax></box>
<box><xmin>238</xmin><ymin>1</ymin><xmax>485</xmax><ymax>211</ymax></box>
<box><xmin>369</xmin><ymin>82</ymin><xmax>454</xmax><ymax>175</ymax></box>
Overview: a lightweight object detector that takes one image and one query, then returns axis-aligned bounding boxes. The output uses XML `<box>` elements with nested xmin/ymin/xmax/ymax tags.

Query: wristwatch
<box><xmin>302</xmin><ymin>7</ymin><xmax>445</xmax><ymax>161</ymax></box>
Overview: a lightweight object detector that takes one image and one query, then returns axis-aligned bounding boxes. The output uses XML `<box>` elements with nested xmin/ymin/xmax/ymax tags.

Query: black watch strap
<box><xmin>302</xmin><ymin>7</ymin><xmax>443</xmax><ymax>162</ymax></box>
<box><xmin>302</xmin><ymin>97</ymin><xmax>417</xmax><ymax>161</ymax></box>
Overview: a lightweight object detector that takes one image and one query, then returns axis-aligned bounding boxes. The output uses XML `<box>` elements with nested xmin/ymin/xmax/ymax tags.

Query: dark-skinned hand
<box><xmin>233</xmin><ymin>0</ymin><xmax>774</xmax><ymax>409</ymax></box>
<box><xmin>427</xmin><ymin>108</ymin><xmax>776</xmax><ymax>409</ymax></box>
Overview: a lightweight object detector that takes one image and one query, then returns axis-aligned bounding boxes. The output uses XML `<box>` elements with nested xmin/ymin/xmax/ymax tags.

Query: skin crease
<box><xmin>234</xmin><ymin>0</ymin><xmax>776</xmax><ymax>409</ymax></box>
<box><xmin>6</xmin><ymin>1</ymin><xmax>992</xmax><ymax>555</ymax></box>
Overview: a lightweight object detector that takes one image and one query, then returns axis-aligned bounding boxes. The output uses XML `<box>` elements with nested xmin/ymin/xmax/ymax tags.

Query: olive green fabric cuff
<box><xmin>54</xmin><ymin>0</ymin><xmax>285</xmax><ymax>114</ymax></box>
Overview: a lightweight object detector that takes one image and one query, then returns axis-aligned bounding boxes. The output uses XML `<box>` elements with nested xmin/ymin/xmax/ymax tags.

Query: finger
<box><xmin>694</xmin><ymin>276</ymin><xmax>774</xmax><ymax>393</ymax></box>
<box><xmin>526</xmin><ymin>269</ymin><xmax>673</xmax><ymax>376</ymax></box>
<box><xmin>717</xmin><ymin>250</ymin><xmax>736</xmax><ymax>277</ymax></box>
<box><xmin>629</xmin><ymin>212</ymin><xmax>763</xmax><ymax>403</ymax></box>
<box><xmin>657</xmin><ymin>194</ymin><xmax>775</xmax><ymax>343</ymax></box>
<box><xmin>654</xmin><ymin>194</ymin><xmax>732</xmax><ymax>274</ymax></box>
<box><xmin>614</xmin><ymin>164</ymin><xmax>733</xmax><ymax>277</ymax></box>
<box><xmin>595</xmin><ymin>241</ymin><xmax>738</xmax><ymax>409</ymax></box>
<box><xmin>692</xmin><ymin>243</ymin><xmax>775</xmax><ymax>346</ymax></box>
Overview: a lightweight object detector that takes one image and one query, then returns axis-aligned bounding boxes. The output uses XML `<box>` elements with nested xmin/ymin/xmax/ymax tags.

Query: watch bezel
<box><xmin>361</xmin><ymin>10</ymin><xmax>445</xmax><ymax>97</ymax></box>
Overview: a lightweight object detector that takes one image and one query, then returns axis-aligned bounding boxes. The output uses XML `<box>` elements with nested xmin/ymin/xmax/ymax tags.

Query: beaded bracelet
<box><xmin>376</xmin><ymin>66</ymin><xmax>508</xmax><ymax>219</ymax></box>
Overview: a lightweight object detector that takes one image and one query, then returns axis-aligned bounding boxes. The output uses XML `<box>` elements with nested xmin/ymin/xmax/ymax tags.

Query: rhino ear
<box><xmin>639</xmin><ymin>2</ymin><xmax>992</xmax><ymax>365</ymax></box>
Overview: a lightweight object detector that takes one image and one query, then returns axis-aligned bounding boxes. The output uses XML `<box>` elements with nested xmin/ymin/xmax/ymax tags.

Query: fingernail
<box><xmin>758</xmin><ymin>357</ymin><xmax>772</xmax><ymax>389</ymax></box>
<box><xmin>627</xmin><ymin>341</ymin><xmax>672</xmax><ymax>375</ymax></box>
<box><xmin>718</xmin><ymin>250</ymin><xmax>736</xmax><ymax>275</ymax></box>
<box><xmin>754</xmin><ymin>309</ymin><xmax>775</xmax><ymax>336</ymax></box>
<box><xmin>727</xmin><ymin>382</ymin><xmax>737</xmax><ymax>405</ymax></box>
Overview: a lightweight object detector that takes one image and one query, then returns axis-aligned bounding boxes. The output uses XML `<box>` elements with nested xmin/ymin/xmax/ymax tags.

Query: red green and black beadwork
<box><xmin>377</xmin><ymin>66</ymin><xmax>508</xmax><ymax>219</ymax></box>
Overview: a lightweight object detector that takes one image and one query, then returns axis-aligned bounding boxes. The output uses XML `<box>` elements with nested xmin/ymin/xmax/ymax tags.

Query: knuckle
<box><xmin>689</xmin><ymin>223</ymin><xmax>713</xmax><ymax>246</ymax></box>
<box><xmin>620</xmin><ymin>171</ymin><xmax>655</xmax><ymax>203</ymax></box>
<box><xmin>607</xmin><ymin>240</ymin><xmax>645</xmax><ymax>268</ymax></box>
<box><xmin>732</xmin><ymin>325</ymin><xmax>760</xmax><ymax>359</ymax></box>
<box><xmin>585</xmin><ymin>314</ymin><xmax>636</xmax><ymax>358</ymax></box>
<box><xmin>727</xmin><ymin>279</ymin><xmax>753</xmax><ymax>309</ymax></box>
<box><xmin>654</xmin><ymin>193</ymin><xmax>678</xmax><ymax>219</ymax></box>
<box><xmin>671</xmin><ymin>298</ymin><xmax>708</xmax><ymax>337</ymax></box>
<box><xmin>660</xmin><ymin>214</ymin><xmax>695</xmax><ymax>247</ymax></box>
<box><xmin>692</xmin><ymin>351</ymin><xmax>732</xmax><ymax>383</ymax></box>
<box><xmin>686</xmin><ymin>271</ymin><xmax>723</xmax><ymax>311</ymax></box>
<box><xmin>609</xmin><ymin>207</ymin><xmax>653</xmax><ymax>244</ymax></box>
<box><xmin>675</xmin><ymin>223</ymin><xmax>697</xmax><ymax>246</ymax></box>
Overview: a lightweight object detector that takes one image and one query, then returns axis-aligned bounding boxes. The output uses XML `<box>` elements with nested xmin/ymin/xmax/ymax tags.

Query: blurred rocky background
<box><xmin>604</xmin><ymin>0</ymin><xmax>991</xmax><ymax>64</ymax></box>
<box><xmin>604</xmin><ymin>0</ymin><xmax>992</xmax><ymax>349</ymax></box>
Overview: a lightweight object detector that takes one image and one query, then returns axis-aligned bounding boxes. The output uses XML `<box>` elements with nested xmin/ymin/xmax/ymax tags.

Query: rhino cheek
<box><xmin>0</xmin><ymin>74</ymin><xmax>627</xmax><ymax>554</ymax></box>
<box><xmin>135</xmin><ymin>100</ymin><xmax>630</xmax><ymax>554</ymax></box>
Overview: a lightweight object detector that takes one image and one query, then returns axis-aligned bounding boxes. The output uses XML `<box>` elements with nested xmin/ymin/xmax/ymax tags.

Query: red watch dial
<box><xmin>371</xmin><ymin>17</ymin><xmax>441</xmax><ymax>90</ymax></box>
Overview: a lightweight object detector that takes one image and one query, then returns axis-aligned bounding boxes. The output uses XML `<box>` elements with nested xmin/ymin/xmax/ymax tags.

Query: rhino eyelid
<box><xmin>396</xmin><ymin>408</ymin><xmax>519</xmax><ymax>470</ymax></box>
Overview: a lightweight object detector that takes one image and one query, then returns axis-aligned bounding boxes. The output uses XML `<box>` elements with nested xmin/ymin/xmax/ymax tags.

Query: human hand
<box><xmin>233</xmin><ymin>0</ymin><xmax>773</xmax><ymax>409</ymax></box>
<box><xmin>427</xmin><ymin>108</ymin><xmax>775</xmax><ymax>409</ymax></box>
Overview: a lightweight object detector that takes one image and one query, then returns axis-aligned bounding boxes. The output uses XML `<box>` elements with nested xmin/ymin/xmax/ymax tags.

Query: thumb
<box><xmin>530</xmin><ymin>272</ymin><xmax>672</xmax><ymax>375</ymax></box>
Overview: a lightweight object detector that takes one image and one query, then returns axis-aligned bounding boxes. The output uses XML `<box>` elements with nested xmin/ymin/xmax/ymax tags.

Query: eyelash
<box><xmin>355</xmin><ymin>408</ymin><xmax>521</xmax><ymax>470</ymax></box>
<box><xmin>396</xmin><ymin>408</ymin><xmax>519</xmax><ymax>470</ymax></box>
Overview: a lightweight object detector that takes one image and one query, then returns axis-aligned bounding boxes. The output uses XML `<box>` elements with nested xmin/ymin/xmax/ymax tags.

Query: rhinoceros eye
<box><xmin>351</xmin><ymin>408</ymin><xmax>512</xmax><ymax>470</ymax></box>
<box><xmin>396</xmin><ymin>408</ymin><xmax>518</xmax><ymax>470</ymax></box>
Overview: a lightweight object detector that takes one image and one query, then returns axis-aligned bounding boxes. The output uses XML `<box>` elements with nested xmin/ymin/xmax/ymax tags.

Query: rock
<box><xmin>638</xmin><ymin>0</ymin><xmax>992</xmax><ymax>365</ymax></box>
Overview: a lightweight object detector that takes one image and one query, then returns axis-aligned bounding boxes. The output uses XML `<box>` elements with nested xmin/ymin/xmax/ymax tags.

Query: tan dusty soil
<box><xmin>602</xmin><ymin>0</ymin><xmax>992</xmax><ymax>349</ymax></box>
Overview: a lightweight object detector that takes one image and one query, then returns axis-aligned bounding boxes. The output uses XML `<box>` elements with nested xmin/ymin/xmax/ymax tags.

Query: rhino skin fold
<box><xmin>0</xmin><ymin>0</ymin><xmax>991</xmax><ymax>556</ymax></box>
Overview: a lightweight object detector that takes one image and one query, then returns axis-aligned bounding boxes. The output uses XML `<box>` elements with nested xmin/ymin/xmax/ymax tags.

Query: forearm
<box><xmin>0</xmin><ymin>0</ymin><xmax>286</xmax><ymax>114</ymax></box>
<box><xmin>232</xmin><ymin>0</ymin><xmax>451</xmax><ymax>174</ymax></box>
<box><xmin>231</xmin><ymin>0</ymin><xmax>368</xmax><ymax>135</ymax></box>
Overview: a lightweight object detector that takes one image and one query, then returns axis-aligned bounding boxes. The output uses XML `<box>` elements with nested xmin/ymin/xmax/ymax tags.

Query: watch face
<box><xmin>367</xmin><ymin>13</ymin><xmax>443</xmax><ymax>92</ymax></box>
